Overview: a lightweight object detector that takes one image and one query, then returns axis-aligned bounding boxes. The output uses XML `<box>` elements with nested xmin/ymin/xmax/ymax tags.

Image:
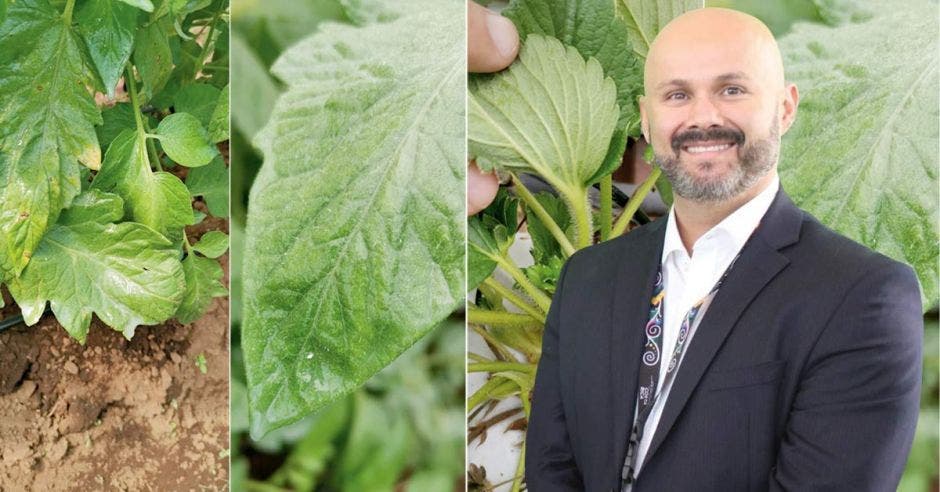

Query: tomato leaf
<box><xmin>133</xmin><ymin>20</ymin><xmax>173</xmax><ymax>101</ymax></box>
<box><xmin>243</xmin><ymin>0</ymin><xmax>465</xmax><ymax>437</ymax></box>
<box><xmin>7</xmin><ymin>189</ymin><xmax>186</xmax><ymax>343</ymax></box>
<box><xmin>186</xmin><ymin>155</ymin><xmax>228</xmax><ymax>217</ymax></box>
<box><xmin>175</xmin><ymin>252</ymin><xmax>227</xmax><ymax>324</ymax></box>
<box><xmin>0</xmin><ymin>0</ymin><xmax>102</xmax><ymax>278</ymax></box>
<box><xmin>208</xmin><ymin>84</ymin><xmax>229</xmax><ymax>143</ymax></box>
<box><xmin>76</xmin><ymin>0</ymin><xmax>139</xmax><ymax>97</ymax></box>
<box><xmin>156</xmin><ymin>112</ymin><xmax>219</xmax><ymax>167</ymax></box>
<box><xmin>193</xmin><ymin>230</ymin><xmax>229</xmax><ymax>258</ymax></box>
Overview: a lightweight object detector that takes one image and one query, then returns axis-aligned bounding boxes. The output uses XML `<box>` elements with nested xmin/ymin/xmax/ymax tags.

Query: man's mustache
<box><xmin>671</xmin><ymin>127</ymin><xmax>746</xmax><ymax>153</ymax></box>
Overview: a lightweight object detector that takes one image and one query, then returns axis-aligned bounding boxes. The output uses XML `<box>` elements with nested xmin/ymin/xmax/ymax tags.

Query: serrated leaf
<box><xmin>777</xmin><ymin>5</ymin><xmax>939</xmax><ymax>309</ymax></box>
<box><xmin>7</xmin><ymin>189</ymin><xmax>185</xmax><ymax>343</ymax></box>
<box><xmin>117</xmin><ymin>0</ymin><xmax>154</xmax><ymax>12</ymax></box>
<box><xmin>503</xmin><ymin>0</ymin><xmax>644</xmax><ymax>132</ymax></box>
<box><xmin>469</xmin><ymin>35</ymin><xmax>618</xmax><ymax>199</ymax></box>
<box><xmin>76</xmin><ymin>0</ymin><xmax>138</xmax><ymax>97</ymax></box>
<box><xmin>175</xmin><ymin>252</ymin><xmax>226</xmax><ymax>324</ymax></box>
<box><xmin>156</xmin><ymin>112</ymin><xmax>218</xmax><ymax>167</ymax></box>
<box><xmin>91</xmin><ymin>130</ymin><xmax>194</xmax><ymax>243</ymax></box>
<box><xmin>186</xmin><ymin>155</ymin><xmax>228</xmax><ymax>217</ymax></box>
<box><xmin>243</xmin><ymin>0</ymin><xmax>465</xmax><ymax>438</ymax></box>
<box><xmin>615</xmin><ymin>0</ymin><xmax>702</xmax><ymax>59</ymax></box>
<box><xmin>526</xmin><ymin>191</ymin><xmax>570</xmax><ymax>263</ymax></box>
<box><xmin>208</xmin><ymin>84</ymin><xmax>229</xmax><ymax>143</ymax></box>
<box><xmin>173</xmin><ymin>83</ymin><xmax>221</xmax><ymax>127</ymax></box>
<box><xmin>0</xmin><ymin>0</ymin><xmax>102</xmax><ymax>278</ymax></box>
<box><xmin>133</xmin><ymin>20</ymin><xmax>173</xmax><ymax>101</ymax></box>
<box><xmin>192</xmin><ymin>230</ymin><xmax>228</xmax><ymax>258</ymax></box>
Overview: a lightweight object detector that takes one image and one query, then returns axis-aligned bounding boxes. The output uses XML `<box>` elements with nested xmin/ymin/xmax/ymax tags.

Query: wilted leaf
<box><xmin>7</xmin><ymin>190</ymin><xmax>185</xmax><ymax>342</ymax></box>
<box><xmin>777</xmin><ymin>4</ymin><xmax>939</xmax><ymax>309</ymax></box>
<box><xmin>0</xmin><ymin>0</ymin><xmax>102</xmax><ymax>277</ymax></box>
<box><xmin>156</xmin><ymin>112</ymin><xmax>219</xmax><ymax>167</ymax></box>
<box><xmin>244</xmin><ymin>0</ymin><xmax>464</xmax><ymax>437</ymax></box>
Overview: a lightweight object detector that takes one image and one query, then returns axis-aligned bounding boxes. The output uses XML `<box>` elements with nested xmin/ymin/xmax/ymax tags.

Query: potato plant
<box><xmin>0</xmin><ymin>0</ymin><xmax>230</xmax><ymax>343</ymax></box>
<box><xmin>467</xmin><ymin>0</ymin><xmax>938</xmax><ymax>489</ymax></box>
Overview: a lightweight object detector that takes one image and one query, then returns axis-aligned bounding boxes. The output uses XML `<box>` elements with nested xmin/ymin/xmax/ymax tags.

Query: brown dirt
<box><xmin>0</xmin><ymin>222</ymin><xmax>230</xmax><ymax>491</ymax></box>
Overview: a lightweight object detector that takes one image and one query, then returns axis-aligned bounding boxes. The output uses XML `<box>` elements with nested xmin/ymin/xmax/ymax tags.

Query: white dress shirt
<box><xmin>630</xmin><ymin>175</ymin><xmax>780</xmax><ymax>480</ymax></box>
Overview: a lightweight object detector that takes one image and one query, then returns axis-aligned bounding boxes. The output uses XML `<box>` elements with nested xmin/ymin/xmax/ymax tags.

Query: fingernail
<box><xmin>485</xmin><ymin>13</ymin><xmax>517</xmax><ymax>59</ymax></box>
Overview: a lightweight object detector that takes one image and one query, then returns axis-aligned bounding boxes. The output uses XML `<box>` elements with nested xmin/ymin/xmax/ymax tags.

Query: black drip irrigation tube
<box><xmin>0</xmin><ymin>307</ymin><xmax>51</xmax><ymax>334</ymax></box>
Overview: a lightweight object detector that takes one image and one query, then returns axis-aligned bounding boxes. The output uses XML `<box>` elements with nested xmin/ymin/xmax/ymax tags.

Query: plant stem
<box><xmin>468</xmin><ymin>306</ymin><xmax>540</xmax><ymax>329</ymax></box>
<box><xmin>510</xmin><ymin>173</ymin><xmax>575</xmax><ymax>257</ymax></box>
<box><xmin>125</xmin><ymin>67</ymin><xmax>163</xmax><ymax>171</ymax></box>
<box><xmin>511</xmin><ymin>445</ymin><xmax>526</xmax><ymax>492</ymax></box>
<box><xmin>467</xmin><ymin>377</ymin><xmax>518</xmax><ymax>411</ymax></box>
<box><xmin>564</xmin><ymin>186</ymin><xmax>593</xmax><ymax>249</ymax></box>
<box><xmin>493</xmin><ymin>256</ymin><xmax>552</xmax><ymax>313</ymax></box>
<box><xmin>599</xmin><ymin>174</ymin><xmax>612</xmax><ymax>241</ymax></box>
<box><xmin>611</xmin><ymin>167</ymin><xmax>661</xmax><ymax>237</ymax></box>
<box><xmin>481</xmin><ymin>278</ymin><xmax>546</xmax><ymax>323</ymax></box>
<box><xmin>470</xmin><ymin>324</ymin><xmax>516</xmax><ymax>362</ymax></box>
<box><xmin>62</xmin><ymin>0</ymin><xmax>76</xmax><ymax>23</ymax></box>
<box><xmin>193</xmin><ymin>10</ymin><xmax>222</xmax><ymax>77</ymax></box>
<box><xmin>468</xmin><ymin>361</ymin><xmax>534</xmax><ymax>373</ymax></box>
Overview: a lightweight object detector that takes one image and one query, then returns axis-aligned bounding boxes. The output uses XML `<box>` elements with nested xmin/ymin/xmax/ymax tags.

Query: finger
<box><xmin>467</xmin><ymin>161</ymin><xmax>500</xmax><ymax>215</ymax></box>
<box><xmin>468</xmin><ymin>1</ymin><xmax>519</xmax><ymax>73</ymax></box>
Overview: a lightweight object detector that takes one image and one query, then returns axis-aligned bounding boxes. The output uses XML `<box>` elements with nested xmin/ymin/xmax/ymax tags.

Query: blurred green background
<box><xmin>228</xmin><ymin>1</ymin><xmax>465</xmax><ymax>490</ymax></box>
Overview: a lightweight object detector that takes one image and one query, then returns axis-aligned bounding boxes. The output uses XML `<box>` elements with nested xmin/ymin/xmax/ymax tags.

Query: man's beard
<box><xmin>653</xmin><ymin>115</ymin><xmax>779</xmax><ymax>203</ymax></box>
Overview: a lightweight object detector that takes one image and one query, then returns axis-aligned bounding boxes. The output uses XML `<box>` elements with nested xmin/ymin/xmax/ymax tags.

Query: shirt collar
<box><xmin>661</xmin><ymin>175</ymin><xmax>780</xmax><ymax>264</ymax></box>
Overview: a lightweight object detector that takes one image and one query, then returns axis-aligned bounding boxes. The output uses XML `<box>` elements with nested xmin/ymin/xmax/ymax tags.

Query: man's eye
<box><xmin>666</xmin><ymin>92</ymin><xmax>687</xmax><ymax>100</ymax></box>
<box><xmin>723</xmin><ymin>86</ymin><xmax>745</xmax><ymax>96</ymax></box>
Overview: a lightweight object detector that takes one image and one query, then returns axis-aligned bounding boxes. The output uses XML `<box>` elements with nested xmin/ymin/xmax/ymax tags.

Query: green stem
<box><xmin>468</xmin><ymin>306</ymin><xmax>540</xmax><ymax>329</ymax></box>
<box><xmin>62</xmin><ymin>0</ymin><xmax>76</xmax><ymax>23</ymax></box>
<box><xmin>510</xmin><ymin>173</ymin><xmax>575</xmax><ymax>257</ymax></box>
<box><xmin>193</xmin><ymin>10</ymin><xmax>222</xmax><ymax>77</ymax></box>
<box><xmin>611</xmin><ymin>167</ymin><xmax>661</xmax><ymax>237</ymax></box>
<box><xmin>481</xmin><ymin>278</ymin><xmax>546</xmax><ymax>323</ymax></box>
<box><xmin>563</xmin><ymin>186</ymin><xmax>593</xmax><ymax>249</ymax></box>
<box><xmin>468</xmin><ymin>361</ymin><xmax>534</xmax><ymax>373</ymax></box>
<box><xmin>467</xmin><ymin>377</ymin><xmax>518</xmax><ymax>411</ymax></box>
<box><xmin>470</xmin><ymin>325</ymin><xmax>516</xmax><ymax>362</ymax></box>
<box><xmin>493</xmin><ymin>256</ymin><xmax>552</xmax><ymax>313</ymax></box>
<box><xmin>125</xmin><ymin>67</ymin><xmax>163</xmax><ymax>171</ymax></box>
<box><xmin>511</xmin><ymin>445</ymin><xmax>526</xmax><ymax>492</ymax></box>
<box><xmin>599</xmin><ymin>175</ymin><xmax>612</xmax><ymax>241</ymax></box>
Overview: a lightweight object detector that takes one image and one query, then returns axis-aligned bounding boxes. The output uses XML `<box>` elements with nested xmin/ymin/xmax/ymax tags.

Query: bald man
<box><xmin>525</xmin><ymin>8</ymin><xmax>922</xmax><ymax>492</ymax></box>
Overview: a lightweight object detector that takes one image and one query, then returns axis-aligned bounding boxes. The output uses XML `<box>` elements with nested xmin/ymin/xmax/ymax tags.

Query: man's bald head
<box><xmin>644</xmin><ymin>8</ymin><xmax>785</xmax><ymax>96</ymax></box>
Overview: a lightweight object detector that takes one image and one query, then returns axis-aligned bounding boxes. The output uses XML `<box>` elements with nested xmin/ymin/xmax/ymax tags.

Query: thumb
<box><xmin>468</xmin><ymin>1</ymin><xmax>519</xmax><ymax>73</ymax></box>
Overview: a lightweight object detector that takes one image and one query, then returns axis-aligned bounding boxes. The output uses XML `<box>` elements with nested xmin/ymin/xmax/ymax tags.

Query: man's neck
<box><xmin>673</xmin><ymin>172</ymin><xmax>777</xmax><ymax>255</ymax></box>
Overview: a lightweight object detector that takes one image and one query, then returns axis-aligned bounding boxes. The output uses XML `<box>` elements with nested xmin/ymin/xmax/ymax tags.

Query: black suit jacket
<box><xmin>525</xmin><ymin>189</ymin><xmax>923</xmax><ymax>492</ymax></box>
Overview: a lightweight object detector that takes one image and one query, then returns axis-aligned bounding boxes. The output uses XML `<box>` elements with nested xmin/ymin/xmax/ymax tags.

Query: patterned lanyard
<box><xmin>621</xmin><ymin>249</ymin><xmax>744</xmax><ymax>485</ymax></box>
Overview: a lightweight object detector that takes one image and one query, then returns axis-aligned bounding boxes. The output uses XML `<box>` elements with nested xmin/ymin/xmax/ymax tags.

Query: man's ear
<box><xmin>639</xmin><ymin>95</ymin><xmax>650</xmax><ymax>141</ymax></box>
<box><xmin>780</xmin><ymin>83</ymin><xmax>799</xmax><ymax>135</ymax></box>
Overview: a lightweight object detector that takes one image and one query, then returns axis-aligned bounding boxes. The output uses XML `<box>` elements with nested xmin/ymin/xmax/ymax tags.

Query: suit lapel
<box><xmin>640</xmin><ymin>188</ymin><xmax>804</xmax><ymax>469</ymax></box>
<box><xmin>610</xmin><ymin>218</ymin><xmax>667</xmax><ymax>472</ymax></box>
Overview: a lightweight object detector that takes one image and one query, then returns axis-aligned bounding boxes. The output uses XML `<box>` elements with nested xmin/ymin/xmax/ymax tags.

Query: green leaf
<box><xmin>526</xmin><ymin>191</ymin><xmax>570</xmax><ymax>263</ymax></box>
<box><xmin>76</xmin><ymin>0</ymin><xmax>139</xmax><ymax>97</ymax></box>
<box><xmin>0</xmin><ymin>0</ymin><xmax>103</xmax><ymax>278</ymax></box>
<box><xmin>243</xmin><ymin>0</ymin><xmax>465</xmax><ymax>438</ymax></box>
<box><xmin>117</xmin><ymin>0</ymin><xmax>155</xmax><ymax>12</ymax></box>
<box><xmin>155</xmin><ymin>112</ymin><xmax>219</xmax><ymax>167</ymax></box>
<box><xmin>0</xmin><ymin>0</ymin><xmax>6</xmax><ymax>24</ymax></box>
<box><xmin>208</xmin><ymin>84</ymin><xmax>229</xmax><ymax>143</ymax></box>
<box><xmin>173</xmin><ymin>83</ymin><xmax>221</xmax><ymax>127</ymax></box>
<box><xmin>192</xmin><ymin>230</ymin><xmax>228</xmax><ymax>258</ymax></box>
<box><xmin>332</xmin><ymin>393</ymin><xmax>411</xmax><ymax>491</ymax></box>
<box><xmin>777</xmin><ymin>4</ymin><xmax>939</xmax><ymax>309</ymax></box>
<box><xmin>503</xmin><ymin>0</ymin><xmax>644</xmax><ymax>132</ymax></box>
<box><xmin>175</xmin><ymin>252</ymin><xmax>226</xmax><ymax>324</ymax></box>
<box><xmin>468</xmin><ymin>188</ymin><xmax>517</xmax><ymax>291</ymax></box>
<box><xmin>91</xmin><ymin>130</ymin><xmax>194</xmax><ymax>243</ymax></box>
<box><xmin>615</xmin><ymin>0</ymin><xmax>702</xmax><ymax>59</ymax></box>
<box><xmin>7</xmin><ymin>190</ymin><xmax>185</xmax><ymax>343</ymax></box>
<box><xmin>469</xmin><ymin>35</ymin><xmax>619</xmax><ymax>199</ymax></box>
<box><xmin>96</xmin><ymin>103</ymin><xmax>138</xmax><ymax>150</ymax></box>
<box><xmin>133</xmin><ymin>20</ymin><xmax>173</xmax><ymax>101</ymax></box>
<box><xmin>186</xmin><ymin>155</ymin><xmax>228</xmax><ymax>217</ymax></box>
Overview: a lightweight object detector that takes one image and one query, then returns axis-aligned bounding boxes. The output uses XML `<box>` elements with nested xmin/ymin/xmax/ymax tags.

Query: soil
<box><xmin>0</xmin><ymin>218</ymin><xmax>230</xmax><ymax>491</ymax></box>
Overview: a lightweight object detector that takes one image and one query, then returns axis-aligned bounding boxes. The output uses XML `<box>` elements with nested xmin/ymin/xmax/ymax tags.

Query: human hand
<box><xmin>467</xmin><ymin>1</ymin><xmax>519</xmax><ymax>215</ymax></box>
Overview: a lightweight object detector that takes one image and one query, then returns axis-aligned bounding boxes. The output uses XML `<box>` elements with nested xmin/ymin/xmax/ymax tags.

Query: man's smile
<box><xmin>681</xmin><ymin>140</ymin><xmax>736</xmax><ymax>156</ymax></box>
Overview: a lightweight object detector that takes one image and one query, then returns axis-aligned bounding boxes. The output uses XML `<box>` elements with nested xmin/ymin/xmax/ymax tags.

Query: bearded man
<box><xmin>524</xmin><ymin>8</ymin><xmax>923</xmax><ymax>492</ymax></box>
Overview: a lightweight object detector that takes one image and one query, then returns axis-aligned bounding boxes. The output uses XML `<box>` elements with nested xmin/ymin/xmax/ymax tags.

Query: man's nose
<box><xmin>685</xmin><ymin>95</ymin><xmax>724</xmax><ymax>129</ymax></box>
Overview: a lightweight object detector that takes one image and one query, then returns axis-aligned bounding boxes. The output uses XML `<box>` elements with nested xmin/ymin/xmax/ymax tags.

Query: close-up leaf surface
<box><xmin>243</xmin><ymin>0</ymin><xmax>465</xmax><ymax>438</ymax></box>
